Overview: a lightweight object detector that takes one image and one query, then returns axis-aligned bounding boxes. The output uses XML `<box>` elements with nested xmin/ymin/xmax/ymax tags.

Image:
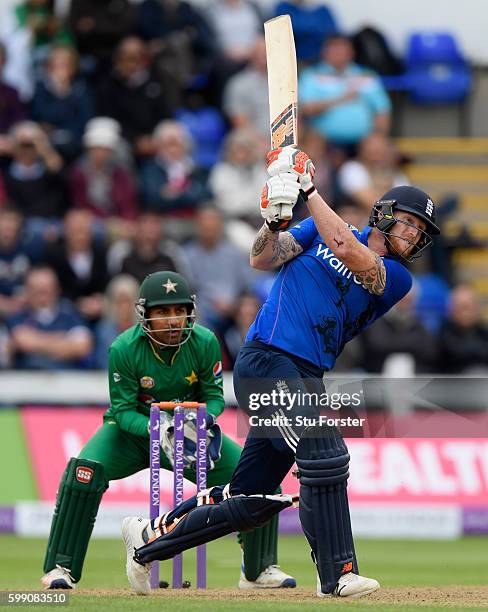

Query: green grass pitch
<box><xmin>1</xmin><ymin>535</ymin><xmax>487</xmax><ymax>611</ymax></box>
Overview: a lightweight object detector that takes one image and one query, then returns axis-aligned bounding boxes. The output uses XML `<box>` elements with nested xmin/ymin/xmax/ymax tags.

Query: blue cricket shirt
<box><xmin>246</xmin><ymin>217</ymin><xmax>412</xmax><ymax>371</ymax></box>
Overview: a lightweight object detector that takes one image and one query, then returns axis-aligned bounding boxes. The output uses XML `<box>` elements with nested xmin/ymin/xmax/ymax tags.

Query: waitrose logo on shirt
<box><xmin>315</xmin><ymin>244</ymin><xmax>363</xmax><ymax>285</ymax></box>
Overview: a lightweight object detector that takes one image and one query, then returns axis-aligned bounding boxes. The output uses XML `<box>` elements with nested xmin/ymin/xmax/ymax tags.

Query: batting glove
<box><xmin>266</xmin><ymin>146</ymin><xmax>317</xmax><ymax>199</ymax></box>
<box><xmin>260</xmin><ymin>172</ymin><xmax>300</xmax><ymax>231</ymax></box>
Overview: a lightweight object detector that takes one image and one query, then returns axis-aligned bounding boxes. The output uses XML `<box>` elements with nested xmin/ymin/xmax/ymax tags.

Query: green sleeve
<box><xmin>197</xmin><ymin>334</ymin><xmax>225</xmax><ymax>418</ymax></box>
<box><xmin>108</xmin><ymin>344</ymin><xmax>149</xmax><ymax>437</ymax></box>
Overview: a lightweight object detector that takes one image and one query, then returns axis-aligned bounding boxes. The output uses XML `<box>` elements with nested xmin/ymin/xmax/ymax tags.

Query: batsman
<box><xmin>41</xmin><ymin>270</ymin><xmax>295</xmax><ymax>592</ymax></box>
<box><xmin>124</xmin><ymin>148</ymin><xmax>441</xmax><ymax>598</ymax></box>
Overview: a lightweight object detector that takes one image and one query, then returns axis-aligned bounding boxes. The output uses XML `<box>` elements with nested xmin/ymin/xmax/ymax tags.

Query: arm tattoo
<box><xmin>269</xmin><ymin>231</ymin><xmax>303</xmax><ymax>266</ymax></box>
<box><xmin>251</xmin><ymin>224</ymin><xmax>271</xmax><ymax>257</ymax></box>
<box><xmin>355</xmin><ymin>253</ymin><xmax>387</xmax><ymax>296</ymax></box>
<box><xmin>251</xmin><ymin>225</ymin><xmax>303</xmax><ymax>267</ymax></box>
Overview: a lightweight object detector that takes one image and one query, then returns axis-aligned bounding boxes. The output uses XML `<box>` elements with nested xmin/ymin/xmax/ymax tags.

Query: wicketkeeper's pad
<box><xmin>43</xmin><ymin>458</ymin><xmax>108</xmax><ymax>581</ymax></box>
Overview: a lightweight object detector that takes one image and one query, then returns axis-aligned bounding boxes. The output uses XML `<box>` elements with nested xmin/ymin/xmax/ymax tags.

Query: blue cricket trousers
<box><xmin>230</xmin><ymin>340</ymin><xmax>324</xmax><ymax>496</ymax></box>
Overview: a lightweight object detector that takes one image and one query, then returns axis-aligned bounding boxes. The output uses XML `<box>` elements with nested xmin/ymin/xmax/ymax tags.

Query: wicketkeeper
<box><xmin>41</xmin><ymin>271</ymin><xmax>295</xmax><ymax>592</ymax></box>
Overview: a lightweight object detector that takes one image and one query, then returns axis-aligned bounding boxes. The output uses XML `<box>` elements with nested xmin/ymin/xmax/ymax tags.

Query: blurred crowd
<box><xmin>0</xmin><ymin>0</ymin><xmax>486</xmax><ymax>374</ymax></box>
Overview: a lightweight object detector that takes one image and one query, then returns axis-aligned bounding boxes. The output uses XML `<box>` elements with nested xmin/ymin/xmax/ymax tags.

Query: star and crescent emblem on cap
<box><xmin>162</xmin><ymin>278</ymin><xmax>178</xmax><ymax>294</ymax></box>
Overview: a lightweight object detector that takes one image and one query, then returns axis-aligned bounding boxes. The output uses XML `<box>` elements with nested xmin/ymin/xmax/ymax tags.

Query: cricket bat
<box><xmin>264</xmin><ymin>14</ymin><xmax>298</xmax><ymax>220</ymax></box>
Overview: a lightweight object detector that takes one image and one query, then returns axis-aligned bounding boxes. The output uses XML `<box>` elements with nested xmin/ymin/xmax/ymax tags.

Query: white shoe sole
<box><xmin>42</xmin><ymin>578</ymin><xmax>73</xmax><ymax>590</ymax></box>
<box><xmin>239</xmin><ymin>580</ymin><xmax>295</xmax><ymax>589</ymax></box>
<box><xmin>41</xmin><ymin>566</ymin><xmax>75</xmax><ymax>590</ymax></box>
<box><xmin>318</xmin><ymin>585</ymin><xmax>380</xmax><ymax>599</ymax></box>
<box><xmin>335</xmin><ymin>583</ymin><xmax>380</xmax><ymax>599</ymax></box>
<box><xmin>239</xmin><ymin>574</ymin><xmax>297</xmax><ymax>589</ymax></box>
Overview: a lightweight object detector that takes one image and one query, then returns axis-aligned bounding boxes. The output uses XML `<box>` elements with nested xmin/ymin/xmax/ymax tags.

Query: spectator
<box><xmin>206</xmin><ymin>0</ymin><xmax>262</xmax><ymax>64</ymax></box>
<box><xmin>2</xmin><ymin>121</ymin><xmax>67</xmax><ymax>233</ymax></box>
<box><xmin>109</xmin><ymin>211</ymin><xmax>192</xmax><ymax>283</ymax></box>
<box><xmin>69</xmin><ymin>117</ymin><xmax>139</xmax><ymax>237</ymax></box>
<box><xmin>337</xmin><ymin>133</ymin><xmax>409</xmax><ymax>218</ymax></box>
<box><xmin>30</xmin><ymin>44</ymin><xmax>95</xmax><ymax>161</ymax></box>
<box><xmin>358</xmin><ymin>287</ymin><xmax>438</xmax><ymax>373</ymax></box>
<box><xmin>137</xmin><ymin>0</ymin><xmax>215</xmax><ymax>110</ymax></box>
<box><xmin>223</xmin><ymin>291</ymin><xmax>261</xmax><ymax>366</ymax></box>
<box><xmin>210</xmin><ymin>127</ymin><xmax>266</xmax><ymax>221</ymax></box>
<box><xmin>0</xmin><ymin>2</ymin><xmax>34</xmax><ymax>101</ymax></box>
<box><xmin>299</xmin><ymin>129</ymin><xmax>335</xmax><ymax>207</ymax></box>
<box><xmin>0</xmin><ymin>174</ymin><xmax>7</xmax><ymax>205</ymax></box>
<box><xmin>0</xmin><ymin>323</ymin><xmax>9</xmax><ymax>367</ymax></box>
<box><xmin>299</xmin><ymin>34</ymin><xmax>391</xmax><ymax>151</ymax></box>
<box><xmin>82</xmin><ymin>116</ymin><xmax>133</xmax><ymax>167</ymax></box>
<box><xmin>94</xmin><ymin>274</ymin><xmax>139</xmax><ymax>369</ymax></box>
<box><xmin>97</xmin><ymin>36</ymin><xmax>173</xmax><ymax>157</ymax></box>
<box><xmin>274</xmin><ymin>0</ymin><xmax>338</xmax><ymax>63</ymax></box>
<box><xmin>223</xmin><ymin>36</ymin><xmax>269</xmax><ymax>140</ymax></box>
<box><xmin>0</xmin><ymin>0</ymin><xmax>72</xmax><ymax>101</ymax></box>
<box><xmin>438</xmin><ymin>285</ymin><xmax>488</xmax><ymax>374</ymax></box>
<box><xmin>68</xmin><ymin>0</ymin><xmax>135</xmax><ymax>78</ymax></box>
<box><xmin>0</xmin><ymin>43</ymin><xmax>25</xmax><ymax>142</ymax></box>
<box><xmin>7</xmin><ymin>266</ymin><xmax>93</xmax><ymax>369</ymax></box>
<box><xmin>12</xmin><ymin>0</ymin><xmax>71</xmax><ymax>49</ymax></box>
<box><xmin>333</xmin><ymin>202</ymin><xmax>366</xmax><ymax>229</ymax></box>
<box><xmin>186</xmin><ymin>207</ymin><xmax>253</xmax><ymax>332</ymax></box>
<box><xmin>209</xmin><ymin>127</ymin><xmax>266</xmax><ymax>250</ymax></box>
<box><xmin>139</xmin><ymin>120</ymin><xmax>209</xmax><ymax>214</ymax></box>
<box><xmin>0</xmin><ymin>206</ymin><xmax>43</xmax><ymax>317</ymax></box>
<box><xmin>44</xmin><ymin>209</ymin><xmax>109</xmax><ymax>324</ymax></box>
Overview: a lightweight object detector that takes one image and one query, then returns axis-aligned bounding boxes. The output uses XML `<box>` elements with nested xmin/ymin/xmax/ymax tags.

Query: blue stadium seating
<box><xmin>176</xmin><ymin>106</ymin><xmax>227</xmax><ymax>170</ymax></box>
<box><xmin>414</xmin><ymin>273</ymin><xmax>451</xmax><ymax>334</ymax></box>
<box><xmin>404</xmin><ymin>32</ymin><xmax>471</xmax><ymax>104</ymax></box>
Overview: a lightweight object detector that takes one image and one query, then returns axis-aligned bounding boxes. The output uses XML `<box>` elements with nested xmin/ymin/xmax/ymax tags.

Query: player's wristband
<box><xmin>300</xmin><ymin>185</ymin><xmax>317</xmax><ymax>201</ymax></box>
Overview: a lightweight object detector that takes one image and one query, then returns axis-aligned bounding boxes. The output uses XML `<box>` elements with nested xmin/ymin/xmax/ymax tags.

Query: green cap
<box><xmin>138</xmin><ymin>271</ymin><xmax>194</xmax><ymax>309</ymax></box>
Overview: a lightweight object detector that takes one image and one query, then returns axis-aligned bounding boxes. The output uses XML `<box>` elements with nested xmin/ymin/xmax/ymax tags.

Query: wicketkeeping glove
<box><xmin>260</xmin><ymin>171</ymin><xmax>300</xmax><ymax>232</ymax></box>
<box><xmin>159</xmin><ymin>410</ymin><xmax>222</xmax><ymax>471</ymax></box>
<box><xmin>266</xmin><ymin>146</ymin><xmax>317</xmax><ymax>199</ymax></box>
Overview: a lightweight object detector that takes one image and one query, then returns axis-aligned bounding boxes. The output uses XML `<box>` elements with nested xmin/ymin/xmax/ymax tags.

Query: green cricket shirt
<box><xmin>104</xmin><ymin>324</ymin><xmax>225</xmax><ymax>437</ymax></box>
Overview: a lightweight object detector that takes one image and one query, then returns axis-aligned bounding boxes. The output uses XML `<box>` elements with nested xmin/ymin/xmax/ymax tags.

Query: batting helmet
<box><xmin>136</xmin><ymin>271</ymin><xmax>196</xmax><ymax>347</ymax></box>
<box><xmin>368</xmin><ymin>185</ymin><xmax>440</xmax><ymax>261</ymax></box>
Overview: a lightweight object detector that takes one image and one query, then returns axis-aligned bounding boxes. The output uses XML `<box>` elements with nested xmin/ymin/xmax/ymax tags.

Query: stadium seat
<box><xmin>414</xmin><ymin>273</ymin><xmax>451</xmax><ymax>334</ymax></box>
<box><xmin>404</xmin><ymin>32</ymin><xmax>471</xmax><ymax>104</ymax></box>
<box><xmin>176</xmin><ymin>106</ymin><xmax>227</xmax><ymax>170</ymax></box>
